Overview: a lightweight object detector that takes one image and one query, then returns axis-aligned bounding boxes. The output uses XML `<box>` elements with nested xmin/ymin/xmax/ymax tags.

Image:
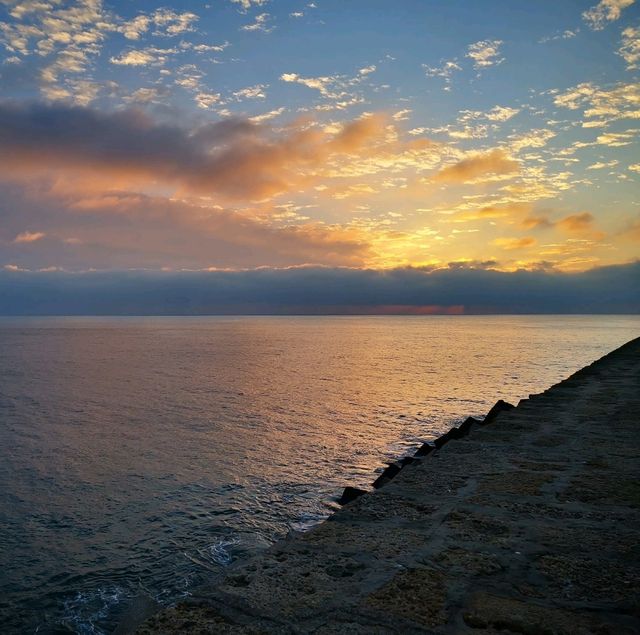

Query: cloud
<box><xmin>466</xmin><ymin>40</ymin><xmax>504</xmax><ymax>69</ymax></box>
<box><xmin>150</xmin><ymin>9</ymin><xmax>198</xmax><ymax>36</ymax></box>
<box><xmin>194</xmin><ymin>92</ymin><xmax>222</xmax><ymax>109</ymax></box>
<box><xmin>522</xmin><ymin>215</ymin><xmax>553</xmax><ymax>230</ymax></box>
<box><xmin>429</xmin><ymin>106</ymin><xmax>521</xmax><ymax>140</ymax></box>
<box><xmin>0</xmin><ymin>0</ymin><xmax>122</xmax><ymax>101</ymax></box>
<box><xmin>433</xmin><ymin>149</ymin><xmax>519</xmax><ymax>183</ymax></box>
<box><xmin>586</xmin><ymin>159</ymin><xmax>619</xmax><ymax>169</ymax></box>
<box><xmin>392</xmin><ymin>109</ymin><xmax>412</xmax><ymax>121</ymax></box>
<box><xmin>492</xmin><ymin>236</ymin><xmax>537</xmax><ymax>250</ymax></box>
<box><xmin>279</xmin><ymin>66</ymin><xmax>375</xmax><ymax>109</ymax></box>
<box><xmin>249</xmin><ymin>107</ymin><xmax>286</xmax><ymax>123</ymax></box>
<box><xmin>556</xmin><ymin>212</ymin><xmax>604</xmax><ymax>238</ymax></box>
<box><xmin>618</xmin><ymin>26</ymin><xmax>640</xmax><ymax>69</ymax></box>
<box><xmin>422</xmin><ymin>59</ymin><xmax>462</xmax><ymax>90</ymax></box>
<box><xmin>14</xmin><ymin>230</ymin><xmax>45</xmax><ymax>243</ymax></box>
<box><xmin>123</xmin><ymin>87</ymin><xmax>168</xmax><ymax>104</ymax></box>
<box><xmin>523</xmin><ymin>211</ymin><xmax>605</xmax><ymax>239</ymax></box>
<box><xmin>233</xmin><ymin>84</ymin><xmax>268</xmax><ymax>100</ymax></box>
<box><xmin>241</xmin><ymin>13</ymin><xmax>272</xmax><ymax>33</ymax></box>
<box><xmin>617</xmin><ymin>215</ymin><xmax>640</xmax><ymax>241</ymax></box>
<box><xmin>119</xmin><ymin>14</ymin><xmax>151</xmax><ymax>40</ymax></box>
<box><xmin>280</xmin><ymin>72</ymin><xmax>339</xmax><ymax>97</ymax></box>
<box><xmin>1</xmin><ymin>262</ymin><xmax>637</xmax><ymax>315</ymax></box>
<box><xmin>0</xmin><ymin>101</ymin><xmax>391</xmax><ymax>200</ymax></box>
<box><xmin>0</xmin><ymin>183</ymin><xmax>371</xmax><ymax>270</ymax></box>
<box><xmin>110</xmin><ymin>46</ymin><xmax>178</xmax><ymax>66</ymax></box>
<box><xmin>455</xmin><ymin>202</ymin><xmax>531</xmax><ymax>222</ymax></box>
<box><xmin>231</xmin><ymin>0</ymin><xmax>269</xmax><ymax>12</ymax></box>
<box><xmin>484</xmin><ymin>106</ymin><xmax>520</xmax><ymax>122</ymax></box>
<box><xmin>583</xmin><ymin>0</ymin><xmax>635</xmax><ymax>30</ymax></box>
<box><xmin>553</xmin><ymin>81</ymin><xmax>640</xmax><ymax>126</ymax></box>
<box><xmin>538</xmin><ymin>29</ymin><xmax>578</xmax><ymax>44</ymax></box>
<box><xmin>119</xmin><ymin>8</ymin><xmax>198</xmax><ymax>40</ymax></box>
<box><xmin>358</xmin><ymin>65</ymin><xmax>376</xmax><ymax>76</ymax></box>
<box><xmin>595</xmin><ymin>129</ymin><xmax>638</xmax><ymax>146</ymax></box>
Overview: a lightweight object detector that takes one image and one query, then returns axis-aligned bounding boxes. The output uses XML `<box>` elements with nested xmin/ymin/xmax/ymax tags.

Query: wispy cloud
<box><xmin>422</xmin><ymin>59</ymin><xmax>461</xmax><ymax>90</ymax></box>
<box><xmin>434</xmin><ymin>149</ymin><xmax>519</xmax><ymax>183</ymax></box>
<box><xmin>233</xmin><ymin>84</ymin><xmax>268</xmax><ymax>100</ymax></box>
<box><xmin>241</xmin><ymin>12</ymin><xmax>273</xmax><ymax>33</ymax></box>
<box><xmin>466</xmin><ymin>40</ymin><xmax>504</xmax><ymax>69</ymax></box>
<box><xmin>120</xmin><ymin>8</ymin><xmax>198</xmax><ymax>40</ymax></box>
<box><xmin>110</xmin><ymin>47</ymin><xmax>178</xmax><ymax>66</ymax></box>
<box><xmin>492</xmin><ymin>236</ymin><xmax>536</xmax><ymax>250</ymax></box>
<box><xmin>618</xmin><ymin>26</ymin><xmax>640</xmax><ymax>69</ymax></box>
<box><xmin>582</xmin><ymin>0</ymin><xmax>635</xmax><ymax>30</ymax></box>
<box><xmin>230</xmin><ymin>0</ymin><xmax>269</xmax><ymax>13</ymax></box>
<box><xmin>538</xmin><ymin>29</ymin><xmax>579</xmax><ymax>44</ymax></box>
<box><xmin>553</xmin><ymin>81</ymin><xmax>640</xmax><ymax>127</ymax></box>
<box><xmin>14</xmin><ymin>230</ymin><xmax>45</xmax><ymax>243</ymax></box>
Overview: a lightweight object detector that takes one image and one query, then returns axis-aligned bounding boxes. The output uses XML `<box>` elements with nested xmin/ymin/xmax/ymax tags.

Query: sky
<box><xmin>0</xmin><ymin>0</ymin><xmax>639</xmax><ymax>313</ymax></box>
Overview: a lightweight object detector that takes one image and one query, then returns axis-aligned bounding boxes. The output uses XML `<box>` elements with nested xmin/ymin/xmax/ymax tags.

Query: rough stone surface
<box><xmin>137</xmin><ymin>337</ymin><xmax>640</xmax><ymax>634</ymax></box>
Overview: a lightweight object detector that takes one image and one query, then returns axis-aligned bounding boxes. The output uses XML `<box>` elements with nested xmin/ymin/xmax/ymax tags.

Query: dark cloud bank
<box><xmin>1</xmin><ymin>262</ymin><xmax>638</xmax><ymax>315</ymax></box>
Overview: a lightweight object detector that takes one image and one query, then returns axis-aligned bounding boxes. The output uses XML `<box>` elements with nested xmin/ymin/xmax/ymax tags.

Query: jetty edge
<box><xmin>136</xmin><ymin>336</ymin><xmax>640</xmax><ymax>634</ymax></box>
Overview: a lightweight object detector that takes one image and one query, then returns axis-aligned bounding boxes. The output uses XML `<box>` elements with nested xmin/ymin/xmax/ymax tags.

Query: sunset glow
<box><xmin>1</xmin><ymin>0</ymin><xmax>639</xmax><ymax>278</ymax></box>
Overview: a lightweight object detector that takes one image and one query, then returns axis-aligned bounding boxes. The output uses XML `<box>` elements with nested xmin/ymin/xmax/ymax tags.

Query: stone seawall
<box><xmin>138</xmin><ymin>337</ymin><xmax>640</xmax><ymax>634</ymax></box>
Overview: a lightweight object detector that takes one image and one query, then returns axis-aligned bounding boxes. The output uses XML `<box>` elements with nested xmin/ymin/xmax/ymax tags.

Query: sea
<box><xmin>1</xmin><ymin>315</ymin><xmax>638</xmax><ymax>633</ymax></box>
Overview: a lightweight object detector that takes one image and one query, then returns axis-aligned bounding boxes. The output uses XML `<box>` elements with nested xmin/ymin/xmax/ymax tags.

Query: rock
<box><xmin>463</xmin><ymin>591</ymin><xmax>611</xmax><ymax>634</ymax></box>
<box><xmin>372</xmin><ymin>463</ymin><xmax>401</xmax><ymax>489</ymax></box>
<box><xmin>433</xmin><ymin>432</ymin><xmax>451</xmax><ymax>449</ymax></box>
<box><xmin>414</xmin><ymin>442</ymin><xmax>435</xmax><ymax>457</ymax></box>
<box><xmin>436</xmin><ymin>426</ymin><xmax>471</xmax><ymax>448</ymax></box>
<box><xmin>482</xmin><ymin>399</ymin><xmax>515</xmax><ymax>424</ymax></box>
<box><xmin>458</xmin><ymin>416</ymin><xmax>480</xmax><ymax>436</ymax></box>
<box><xmin>338</xmin><ymin>486</ymin><xmax>367</xmax><ymax>505</ymax></box>
<box><xmin>399</xmin><ymin>456</ymin><xmax>417</xmax><ymax>467</ymax></box>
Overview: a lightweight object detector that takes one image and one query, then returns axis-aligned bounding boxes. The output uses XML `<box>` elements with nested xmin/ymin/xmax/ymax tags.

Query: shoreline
<box><xmin>135</xmin><ymin>336</ymin><xmax>640</xmax><ymax>633</ymax></box>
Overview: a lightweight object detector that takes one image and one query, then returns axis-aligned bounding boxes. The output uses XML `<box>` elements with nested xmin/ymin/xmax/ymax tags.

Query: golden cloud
<box><xmin>433</xmin><ymin>149</ymin><xmax>519</xmax><ymax>183</ymax></box>
<box><xmin>492</xmin><ymin>236</ymin><xmax>537</xmax><ymax>250</ymax></box>
<box><xmin>0</xmin><ymin>103</ymin><xmax>395</xmax><ymax>202</ymax></box>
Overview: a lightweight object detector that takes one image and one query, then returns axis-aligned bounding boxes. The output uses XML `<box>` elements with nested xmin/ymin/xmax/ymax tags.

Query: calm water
<box><xmin>1</xmin><ymin>316</ymin><xmax>639</xmax><ymax>633</ymax></box>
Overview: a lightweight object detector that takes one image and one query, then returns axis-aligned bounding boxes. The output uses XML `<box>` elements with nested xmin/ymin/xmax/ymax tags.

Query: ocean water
<box><xmin>1</xmin><ymin>315</ymin><xmax>638</xmax><ymax>633</ymax></box>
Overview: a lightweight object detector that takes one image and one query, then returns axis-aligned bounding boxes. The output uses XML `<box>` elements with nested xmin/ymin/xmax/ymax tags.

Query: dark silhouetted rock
<box><xmin>458</xmin><ymin>416</ymin><xmax>481</xmax><ymax>436</ymax></box>
<box><xmin>372</xmin><ymin>463</ymin><xmax>401</xmax><ymax>489</ymax></box>
<box><xmin>338</xmin><ymin>486</ymin><xmax>367</xmax><ymax>505</ymax></box>
<box><xmin>483</xmin><ymin>399</ymin><xmax>515</xmax><ymax>425</ymax></box>
<box><xmin>399</xmin><ymin>456</ymin><xmax>417</xmax><ymax>467</ymax></box>
<box><xmin>434</xmin><ymin>431</ymin><xmax>455</xmax><ymax>449</ymax></box>
<box><xmin>415</xmin><ymin>442</ymin><xmax>435</xmax><ymax>457</ymax></box>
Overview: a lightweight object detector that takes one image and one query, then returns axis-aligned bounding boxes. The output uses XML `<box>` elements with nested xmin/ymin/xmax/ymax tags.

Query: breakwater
<box><xmin>137</xmin><ymin>336</ymin><xmax>640</xmax><ymax>634</ymax></box>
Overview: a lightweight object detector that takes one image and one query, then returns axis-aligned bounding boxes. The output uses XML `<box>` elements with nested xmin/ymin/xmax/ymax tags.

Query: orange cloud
<box><xmin>433</xmin><ymin>149</ymin><xmax>519</xmax><ymax>183</ymax></box>
<box><xmin>556</xmin><ymin>212</ymin><xmax>596</xmax><ymax>232</ymax></box>
<box><xmin>0</xmin><ymin>102</ymin><xmax>391</xmax><ymax>202</ymax></box>
<box><xmin>492</xmin><ymin>236</ymin><xmax>537</xmax><ymax>250</ymax></box>
<box><xmin>522</xmin><ymin>215</ymin><xmax>554</xmax><ymax>229</ymax></box>
<box><xmin>14</xmin><ymin>231</ymin><xmax>45</xmax><ymax>243</ymax></box>
<box><xmin>457</xmin><ymin>202</ymin><xmax>532</xmax><ymax>222</ymax></box>
<box><xmin>616</xmin><ymin>215</ymin><xmax>640</xmax><ymax>242</ymax></box>
<box><xmin>1</xmin><ymin>185</ymin><xmax>373</xmax><ymax>270</ymax></box>
<box><xmin>329</xmin><ymin>115</ymin><xmax>388</xmax><ymax>152</ymax></box>
<box><xmin>522</xmin><ymin>211</ymin><xmax>605</xmax><ymax>240</ymax></box>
